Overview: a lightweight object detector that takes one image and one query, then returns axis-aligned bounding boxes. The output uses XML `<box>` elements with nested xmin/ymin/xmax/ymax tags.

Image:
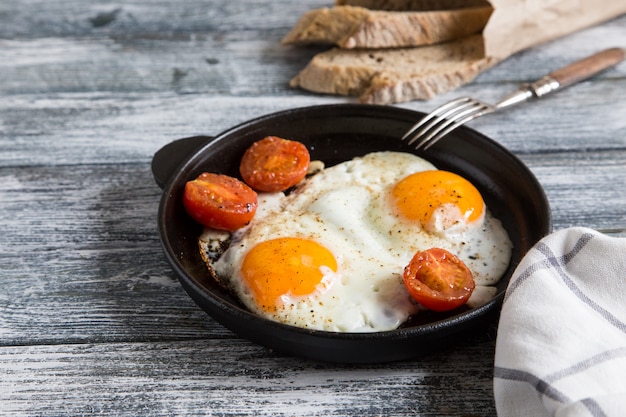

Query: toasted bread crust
<box><xmin>282</xmin><ymin>5</ymin><xmax>492</xmax><ymax>49</ymax></box>
<box><xmin>290</xmin><ymin>35</ymin><xmax>497</xmax><ymax>104</ymax></box>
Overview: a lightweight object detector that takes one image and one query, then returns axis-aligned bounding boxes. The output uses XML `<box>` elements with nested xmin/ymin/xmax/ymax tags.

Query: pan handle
<box><xmin>151</xmin><ymin>136</ymin><xmax>213</xmax><ymax>189</ymax></box>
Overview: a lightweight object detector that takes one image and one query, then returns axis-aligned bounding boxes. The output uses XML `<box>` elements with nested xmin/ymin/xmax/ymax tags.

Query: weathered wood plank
<box><xmin>522</xmin><ymin>151</ymin><xmax>626</xmax><ymax>233</ymax></box>
<box><xmin>1</xmin><ymin>77</ymin><xmax>624</xmax><ymax>168</ymax></box>
<box><xmin>0</xmin><ymin>34</ymin><xmax>320</xmax><ymax>95</ymax></box>
<box><xmin>0</xmin><ymin>0</ymin><xmax>330</xmax><ymax>96</ymax></box>
<box><xmin>0</xmin><ymin>162</ymin><xmax>227</xmax><ymax>344</ymax></box>
<box><xmin>0</xmin><ymin>0</ymin><xmax>328</xmax><ymax>38</ymax></box>
<box><xmin>0</xmin><ymin>338</ymin><xmax>497</xmax><ymax>417</ymax></box>
<box><xmin>0</xmin><ymin>94</ymin><xmax>347</xmax><ymax>167</ymax></box>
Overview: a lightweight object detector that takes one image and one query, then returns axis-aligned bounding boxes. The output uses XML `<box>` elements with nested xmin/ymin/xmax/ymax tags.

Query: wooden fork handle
<box><xmin>548</xmin><ymin>47</ymin><xmax>625</xmax><ymax>89</ymax></box>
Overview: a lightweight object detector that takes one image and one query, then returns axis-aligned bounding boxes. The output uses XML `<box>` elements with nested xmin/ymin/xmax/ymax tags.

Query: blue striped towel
<box><xmin>494</xmin><ymin>227</ymin><xmax>626</xmax><ymax>417</ymax></box>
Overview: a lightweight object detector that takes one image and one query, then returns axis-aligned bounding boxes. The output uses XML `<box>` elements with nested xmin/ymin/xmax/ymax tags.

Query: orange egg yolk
<box><xmin>240</xmin><ymin>237</ymin><xmax>338</xmax><ymax>312</ymax></box>
<box><xmin>392</xmin><ymin>170</ymin><xmax>485</xmax><ymax>227</ymax></box>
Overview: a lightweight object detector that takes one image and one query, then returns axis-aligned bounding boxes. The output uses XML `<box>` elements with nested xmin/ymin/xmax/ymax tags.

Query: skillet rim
<box><xmin>156</xmin><ymin>103</ymin><xmax>551</xmax><ymax>362</ymax></box>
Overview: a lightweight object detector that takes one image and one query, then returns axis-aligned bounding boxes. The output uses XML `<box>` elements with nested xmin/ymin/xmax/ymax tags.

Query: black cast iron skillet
<box><xmin>152</xmin><ymin>104</ymin><xmax>551</xmax><ymax>363</ymax></box>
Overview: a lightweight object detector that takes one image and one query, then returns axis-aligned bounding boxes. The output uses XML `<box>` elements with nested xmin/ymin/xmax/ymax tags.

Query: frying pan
<box><xmin>152</xmin><ymin>104</ymin><xmax>551</xmax><ymax>363</ymax></box>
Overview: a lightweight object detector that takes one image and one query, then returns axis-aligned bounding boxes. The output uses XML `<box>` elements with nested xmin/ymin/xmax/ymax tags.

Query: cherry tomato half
<box><xmin>239</xmin><ymin>136</ymin><xmax>310</xmax><ymax>192</ymax></box>
<box><xmin>183</xmin><ymin>172</ymin><xmax>258</xmax><ymax>231</ymax></box>
<box><xmin>403</xmin><ymin>248</ymin><xmax>475</xmax><ymax>312</ymax></box>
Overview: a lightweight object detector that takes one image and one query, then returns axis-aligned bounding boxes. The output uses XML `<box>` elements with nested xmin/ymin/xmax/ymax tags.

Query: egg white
<box><xmin>208</xmin><ymin>151</ymin><xmax>513</xmax><ymax>332</ymax></box>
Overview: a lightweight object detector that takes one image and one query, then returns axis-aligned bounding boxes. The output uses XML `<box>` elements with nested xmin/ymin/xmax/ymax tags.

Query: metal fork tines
<box><xmin>400</xmin><ymin>48</ymin><xmax>626</xmax><ymax>151</ymax></box>
<box><xmin>402</xmin><ymin>97</ymin><xmax>495</xmax><ymax>150</ymax></box>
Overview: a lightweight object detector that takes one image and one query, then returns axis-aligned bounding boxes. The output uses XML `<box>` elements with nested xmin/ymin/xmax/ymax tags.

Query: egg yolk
<box><xmin>392</xmin><ymin>170</ymin><xmax>485</xmax><ymax>228</ymax></box>
<box><xmin>240</xmin><ymin>237</ymin><xmax>338</xmax><ymax>312</ymax></box>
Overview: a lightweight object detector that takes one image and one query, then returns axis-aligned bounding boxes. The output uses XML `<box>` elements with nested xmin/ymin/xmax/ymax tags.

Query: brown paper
<box><xmin>292</xmin><ymin>0</ymin><xmax>625</xmax><ymax>103</ymax></box>
<box><xmin>483</xmin><ymin>0</ymin><xmax>626</xmax><ymax>60</ymax></box>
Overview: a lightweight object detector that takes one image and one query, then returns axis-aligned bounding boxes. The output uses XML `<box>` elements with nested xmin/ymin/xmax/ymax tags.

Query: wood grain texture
<box><xmin>1</xmin><ymin>0</ymin><xmax>625</xmax><ymax>415</ymax></box>
<box><xmin>1</xmin><ymin>78</ymin><xmax>625</xmax><ymax>167</ymax></box>
<box><xmin>547</xmin><ymin>47</ymin><xmax>626</xmax><ymax>88</ymax></box>
<box><xmin>0</xmin><ymin>338</ymin><xmax>497</xmax><ymax>417</ymax></box>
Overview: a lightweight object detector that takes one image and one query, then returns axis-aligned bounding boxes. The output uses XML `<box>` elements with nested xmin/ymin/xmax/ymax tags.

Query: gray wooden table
<box><xmin>1</xmin><ymin>1</ymin><xmax>625</xmax><ymax>415</ymax></box>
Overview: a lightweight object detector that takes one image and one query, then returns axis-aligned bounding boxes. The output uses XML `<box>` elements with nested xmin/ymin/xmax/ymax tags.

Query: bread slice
<box><xmin>289</xmin><ymin>35</ymin><xmax>497</xmax><ymax>104</ymax></box>
<box><xmin>282</xmin><ymin>5</ymin><xmax>492</xmax><ymax>49</ymax></box>
<box><xmin>335</xmin><ymin>0</ymin><xmax>491</xmax><ymax>11</ymax></box>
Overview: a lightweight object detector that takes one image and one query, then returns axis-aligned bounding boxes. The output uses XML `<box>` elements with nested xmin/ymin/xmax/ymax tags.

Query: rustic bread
<box><xmin>335</xmin><ymin>0</ymin><xmax>490</xmax><ymax>11</ymax></box>
<box><xmin>289</xmin><ymin>35</ymin><xmax>497</xmax><ymax>104</ymax></box>
<box><xmin>282</xmin><ymin>5</ymin><xmax>492</xmax><ymax>49</ymax></box>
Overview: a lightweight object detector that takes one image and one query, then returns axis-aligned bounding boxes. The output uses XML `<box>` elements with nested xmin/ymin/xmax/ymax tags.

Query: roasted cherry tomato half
<box><xmin>403</xmin><ymin>248</ymin><xmax>475</xmax><ymax>312</ymax></box>
<box><xmin>183</xmin><ymin>172</ymin><xmax>257</xmax><ymax>231</ymax></box>
<box><xmin>239</xmin><ymin>136</ymin><xmax>310</xmax><ymax>192</ymax></box>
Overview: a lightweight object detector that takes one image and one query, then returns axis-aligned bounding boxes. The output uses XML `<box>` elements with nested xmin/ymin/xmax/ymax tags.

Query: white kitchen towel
<box><xmin>494</xmin><ymin>227</ymin><xmax>626</xmax><ymax>417</ymax></box>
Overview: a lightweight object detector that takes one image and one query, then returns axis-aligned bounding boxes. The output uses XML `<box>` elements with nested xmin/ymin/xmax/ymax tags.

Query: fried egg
<box><xmin>202</xmin><ymin>151</ymin><xmax>512</xmax><ymax>332</ymax></box>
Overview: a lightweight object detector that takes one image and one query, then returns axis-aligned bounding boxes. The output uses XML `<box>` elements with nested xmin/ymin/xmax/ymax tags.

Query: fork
<box><xmin>402</xmin><ymin>47</ymin><xmax>625</xmax><ymax>151</ymax></box>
